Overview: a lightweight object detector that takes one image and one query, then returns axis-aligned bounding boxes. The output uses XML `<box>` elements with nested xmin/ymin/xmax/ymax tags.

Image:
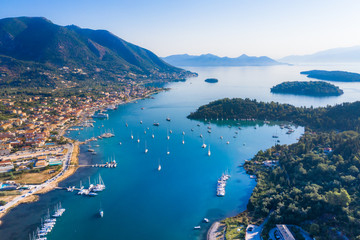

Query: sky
<box><xmin>1</xmin><ymin>0</ymin><xmax>360</xmax><ymax>59</ymax></box>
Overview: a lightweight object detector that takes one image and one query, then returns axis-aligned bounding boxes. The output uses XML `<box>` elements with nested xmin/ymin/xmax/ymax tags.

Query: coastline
<box><xmin>0</xmin><ymin>87</ymin><xmax>163</xmax><ymax>224</ymax></box>
<box><xmin>0</xmin><ymin>142</ymin><xmax>79</xmax><ymax>225</ymax></box>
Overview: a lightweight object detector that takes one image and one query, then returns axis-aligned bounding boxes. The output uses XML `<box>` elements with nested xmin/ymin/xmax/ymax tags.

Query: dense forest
<box><xmin>245</xmin><ymin>131</ymin><xmax>360</xmax><ymax>239</ymax></box>
<box><xmin>301</xmin><ymin>70</ymin><xmax>360</xmax><ymax>82</ymax></box>
<box><xmin>270</xmin><ymin>81</ymin><xmax>343</xmax><ymax>96</ymax></box>
<box><xmin>188</xmin><ymin>98</ymin><xmax>360</xmax><ymax>131</ymax></box>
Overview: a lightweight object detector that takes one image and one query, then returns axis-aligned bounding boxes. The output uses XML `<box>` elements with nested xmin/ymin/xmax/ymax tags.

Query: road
<box><xmin>245</xmin><ymin>215</ymin><xmax>270</xmax><ymax>240</ymax></box>
<box><xmin>0</xmin><ymin>143</ymin><xmax>73</xmax><ymax>215</ymax></box>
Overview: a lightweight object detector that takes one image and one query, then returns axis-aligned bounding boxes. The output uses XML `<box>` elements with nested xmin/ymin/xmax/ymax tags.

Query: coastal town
<box><xmin>0</xmin><ymin>80</ymin><xmax>163</xmax><ymax>221</ymax></box>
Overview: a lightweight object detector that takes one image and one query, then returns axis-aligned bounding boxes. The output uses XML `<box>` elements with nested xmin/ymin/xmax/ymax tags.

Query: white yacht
<box><xmin>145</xmin><ymin>141</ymin><xmax>148</xmax><ymax>153</ymax></box>
<box><xmin>158</xmin><ymin>160</ymin><xmax>162</xmax><ymax>171</ymax></box>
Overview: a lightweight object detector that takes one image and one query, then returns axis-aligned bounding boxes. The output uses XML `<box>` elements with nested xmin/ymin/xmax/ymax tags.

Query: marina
<box><xmin>29</xmin><ymin>203</ymin><xmax>66</xmax><ymax>240</ymax></box>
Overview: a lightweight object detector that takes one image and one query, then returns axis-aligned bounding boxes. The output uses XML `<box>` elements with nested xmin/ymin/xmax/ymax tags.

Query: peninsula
<box><xmin>270</xmin><ymin>81</ymin><xmax>343</xmax><ymax>96</ymax></box>
<box><xmin>301</xmin><ymin>70</ymin><xmax>360</xmax><ymax>82</ymax></box>
<box><xmin>189</xmin><ymin>98</ymin><xmax>360</xmax><ymax>239</ymax></box>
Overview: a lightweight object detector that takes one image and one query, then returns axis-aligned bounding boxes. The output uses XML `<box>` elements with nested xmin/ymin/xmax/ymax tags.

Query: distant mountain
<box><xmin>162</xmin><ymin>54</ymin><xmax>284</xmax><ymax>67</ymax></box>
<box><xmin>280</xmin><ymin>46</ymin><xmax>360</xmax><ymax>63</ymax></box>
<box><xmin>0</xmin><ymin>17</ymin><xmax>193</xmax><ymax>87</ymax></box>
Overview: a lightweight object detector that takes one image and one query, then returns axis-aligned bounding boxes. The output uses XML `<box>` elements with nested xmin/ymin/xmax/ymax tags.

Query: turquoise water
<box><xmin>2</xmin><ymin>64</ymin><xmax>360</xmax><ymax>239</ymax></box>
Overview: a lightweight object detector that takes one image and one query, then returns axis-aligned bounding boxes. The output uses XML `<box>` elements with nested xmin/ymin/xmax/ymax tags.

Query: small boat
<box><xmin>145</xmin><ymin>141</ymin><xmax>148</xmax><ymax>153</ymax></box>
<box><xmin>208</xmin><ymin>145</ymin><xmax>211</xmax><ymax>156</ymax></box>
<box><xmin>220</xmin><ymin>136</ymin><xmax>223</xmax><ymax>139</ymax></box>
<box><xmin>194</xmin><ymin>226</ymin><xmax>201</xmax><ymax>230</ymax></box>
<box><xmin>166</xmin><ymin>117</ymin><xmax>171</xmax><ymax>121</ymax></box>
<box><xmin>140</xmin><ymin>121</ymin><xmax>143</xmax><ymax>124</ymax></box>
<box><xmin>197</xmin><ymin>124</ymin><xmax>200</xmax><ymax>127</ymax></box>
<box><xmin>201</xmin><ymin>143</ymin><xmax>207</xmax><ymax>148</ymax></box>
<box><xmin>203</xmin><ymin>218</ymin><xmax>209</xmax><ymax>223</ymax></box>
<box><xmin>169</xmin><ymin>130</ymin><xmax>172</xmax><ymax>134</ymax></box>
<box><xmin>99</xmin><ymin>210</ymin><xmax>104</xmax><ymax>218</ymax></box>
<box><xmin>191</xmin><ymin>129</ymin><xmax>194</xmax><ymax>132</ymax></box>
<box><xmin>152</xmin><ymin>134</ymin><xmax>155</xmax><ymax>138</ymax></box>
<box><xmin>158</xmin><ymin>160</ymin><xmax>162</xmax><ymax>171</ymax></box>
<box><xmin>137</xmin><ymin>139</ymin><xmax>140</xmax><ymax>143</ymax></box>
<box><xmin>141</xmin><ymin>107</ymin><xmax>144</xmax><ymax>110</ymax></box>
<box><xmin>125</xmin><ymin>123</ymin><xmax>128</xmax><ymax>127</ymax></box>
<box><xmin>207</xmin><ymin>130</ymin><xmax>211</xmax><ymax>133</ymax></box>
<box><xmin>182</xmin><ymin>136</ymin><xmax>185</xmax><ymax>144</ymax></box>
<box><xmin>200</xmin><ymin>134</ymin><xmax>203</xmax><ymax>138</ymax></box>
<box><xmin>153</xmin><ymin>122</ymin><xmax>160</xmax><ymax>126</ymax></box>
<box><xmin>226</xmin><ymin>141</ymin><xmax>230</xmax><ymax>144</ymax></box>
<box><xmin>131</xmin><ymin>131</ymin><xmax>134</xmax><ymax>140</ymax></box>
<box><xmin>119</xmin><ymin>142</ymin><xmax>122</xmax><ymax>145</ymax></box>
<box><xmin>144</xmin><ymin>130</ymin><xmax>146</xmax><ymax>134</ymax></box>
<box><xmin>182</xmin><ymin>131</ymin><xmax>185</xmax><ymax>135</ymax></box>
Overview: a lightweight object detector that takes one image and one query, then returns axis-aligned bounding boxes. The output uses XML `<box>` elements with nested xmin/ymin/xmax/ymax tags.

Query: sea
<box><xmin>1</xmin><ymin>63</ymin><xmax>360</xmax><ymax>240</ymax></box>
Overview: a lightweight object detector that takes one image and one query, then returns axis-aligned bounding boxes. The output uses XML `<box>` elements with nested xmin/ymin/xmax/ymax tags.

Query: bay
<box><xmin>2</xmin><ymin>64</ymin><xmax>360</xmax><ymax>240</ymax></box>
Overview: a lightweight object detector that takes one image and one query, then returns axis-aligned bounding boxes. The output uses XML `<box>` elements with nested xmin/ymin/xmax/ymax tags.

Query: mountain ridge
<box><xmin>162</xmin><ymin>53</ymin><xmax>285</xmax><ymax>67</ymax></box>
<box><xmin>280</xmin><ymin>45</ymin><xmax>360</xmax><ymax>63</ymax></box>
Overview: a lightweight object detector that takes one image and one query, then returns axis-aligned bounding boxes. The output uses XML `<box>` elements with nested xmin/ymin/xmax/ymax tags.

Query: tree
<box><xmin>309</xmin><ymin>223</ymin><xmax>320</xmax><ymax>236</ymax></box>
<box><xmin>326</xmin><ymin>188</ymin><xmax>351</xmax><ymax>207</ymax></box>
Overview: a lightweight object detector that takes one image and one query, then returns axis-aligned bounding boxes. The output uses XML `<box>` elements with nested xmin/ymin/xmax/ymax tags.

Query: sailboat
<box><xmin>99</xmin><ymin>203</ymin><xmax>104</xmax><ymax>218</ymax></box>
<box><xmin>145</xmin><ymin>141</ymin><xmax>148</xmax><ymax>154</ymax></box>
<box><xmin>208</xmin><ymin>145</ymin><xmax>211</xmax><ymax>156</ymax></box>
<box><xmin>158</xmin><ymin>159</ymin><xmax>162</xmax><ymax>171</ymax></box>
<box><xmin>93</xmin><ymin>174</ymin><xmax>106</xmax><ymax>192</ymax></box>
<box><xmin>201</xmin><ymin>139</ymin><xmax>207</xmax><ymax>148</ymax></box>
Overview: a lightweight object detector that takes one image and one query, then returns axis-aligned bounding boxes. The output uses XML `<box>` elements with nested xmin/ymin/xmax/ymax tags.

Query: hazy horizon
<box><xmin>1</xmin><ymin>0</ymin><xmax>360</xmax><ymax>59</ymax></box>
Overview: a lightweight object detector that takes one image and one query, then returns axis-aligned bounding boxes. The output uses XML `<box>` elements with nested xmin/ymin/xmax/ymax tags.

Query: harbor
<box><xmin>0</xmin><ymin>66</ymin><xmax>306</xmax><ymax>240</ymax></box>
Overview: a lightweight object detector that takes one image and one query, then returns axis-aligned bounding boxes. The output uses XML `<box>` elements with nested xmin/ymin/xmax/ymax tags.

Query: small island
<box><xmin>205</xmin><ymin>78</ymin><xmax>219</xmax><ymax>83</ymax></box>
<box><xmin>270</xmin><ymin>81</ymin><xmax>343</xmax><ymax>96</ymax></box>
<box><xmin>301</xmin><ymin>70</ymin><xmax>360</xmax><ymax>82</ymax></box>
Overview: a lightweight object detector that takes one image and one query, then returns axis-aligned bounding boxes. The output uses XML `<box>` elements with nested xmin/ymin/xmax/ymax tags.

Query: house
<box><xmin>35</xmin><ymin>160</ymin><xmax>48</xmax><ymax>168</ymax></box>
<box><xmin>324</xmin><ymin>147</ymin><xmax>333</xmax><ymax>154</ymax></box>
<box><xmin>0</xmin><ymin>123</ymin><xmax>12</xmax><ymax>131</ymax></box>
<box><xmin>276</xmin><ymin>224</ymin><xmax>296</xmax><ymax>240</ymax></box>
<box><xmin>0</xmin><ymin>160</ymin><xmax>14</xmax><ymax>173</ymax></box>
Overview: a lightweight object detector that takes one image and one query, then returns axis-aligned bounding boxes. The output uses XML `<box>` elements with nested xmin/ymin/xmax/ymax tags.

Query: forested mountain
<box><xmin>0</xmin><ymin>17</ymin><xmax>193</xmax><ymax>87</ymax></box>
